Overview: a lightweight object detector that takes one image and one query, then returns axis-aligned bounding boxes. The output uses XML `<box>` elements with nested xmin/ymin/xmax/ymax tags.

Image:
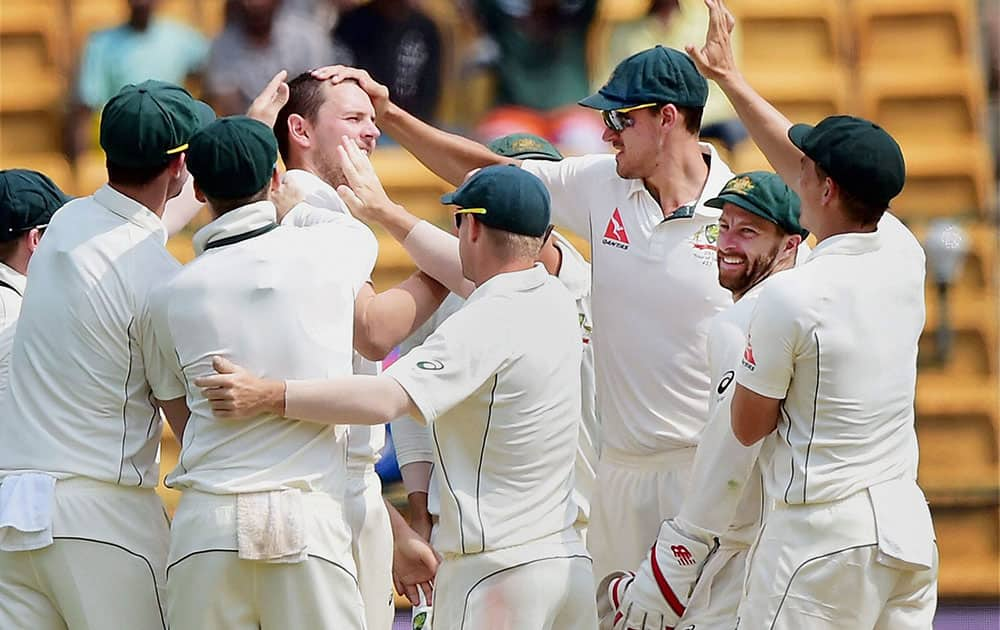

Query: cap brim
<box><xmin>440</xmin><ymin>191</ymin><xmax>459</xmax><ymax>205</ymax></box>
<box><xmin>787</xmin><ymin>124</ymin><xmax>814</xmax><ymax>152</ymax></box>
<box><xmin>516</xmin><ymin>152</ymin><xmax>563</xmax><ymax>162</ymax></box>
<box><xmin>578</xmin><ymin>91</ymin><xmax>633</xmax><ymax>111</ymax></box>
<box><xmin>704</xmin><ymin>193</ymin><xmax>756</xmax><ymax>214</ymax></box>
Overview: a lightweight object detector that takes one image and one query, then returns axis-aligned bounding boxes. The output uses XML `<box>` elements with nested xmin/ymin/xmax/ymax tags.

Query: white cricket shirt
<box><xmin>155</xmin><ymin>200</ymin><xmax>378</xmax><ymax>495</ymax></box>
<box><xmin>387</xmin><ymin>265</ymin><xmax>582</xmax><ymax>555</ymax></box>
<box><xmin>522</xmin><ymin>145</ymin><xmax>734</xmax><ymax>456</ymax></box>
<box><xmin>0</xmin><ymin>186</ymin><xmax>185</xmax><ymax>487</ymax></box>
<box><xmin>737</xmin><ymin>213</ymin><xmax>926</xmax><ymax>505</ymax></box>
<box><xmin>282</xmin><ymin>168</ymin><xmax>386</xmax><ymax>472</ymax></box>
<box><xmin>0</xmin><ymin>261</ymin><xmax>26</xmax><ymax>391</ymax></box>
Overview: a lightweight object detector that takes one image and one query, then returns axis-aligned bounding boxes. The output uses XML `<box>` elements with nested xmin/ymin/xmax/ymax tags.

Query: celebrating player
<box><xmin>688</xmin><ymin>1</ymin><xmax>938</xmax><ymax>626</ymax></box>
<box><xmin>196</xmin><ymin>165</ymin><xmax>598</xmax><ymax>630</ymax></box>
<box><xmin>599</xmin><ymin>171</ymin><xmax>807</xmax><ymax>629</ymax></box>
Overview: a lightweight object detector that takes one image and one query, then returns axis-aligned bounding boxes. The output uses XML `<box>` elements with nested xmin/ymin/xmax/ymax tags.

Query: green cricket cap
<box><xmin>706</xmin><ymin>171</ymin><xmax>807</xmax><ymax>238</ymax></box>
<box><xmin>441</xmin><ymin>165</ymin><xmax>551</xmax><ymax>237</ymax></box>
<box><xmin>186</xmin><ymin>116</ymin><xmax>279</xmax><ymax>200</ymax></box>
<box><xmin>487</xmin><ymin>133</ymin><xmax>563</xmax><ymax>161</ymax></box>
<box><xmin>0</xmin><ymin>169</ymin><xmax>72</xmax><ymax>242</ymax></box>
<box><xmin>788</xmin><ymin>115</ymin><xmax>905</xmax><ymax>208</ymax></box>
<box><xmin>100</xmin><ymin>80</ymin><xmax>215</xmax><ymax>168</ymax></box>
<box><xmin>579</xmin><ymin>45</ymin><xmax>708</xmax><ymax>111</ymax></box>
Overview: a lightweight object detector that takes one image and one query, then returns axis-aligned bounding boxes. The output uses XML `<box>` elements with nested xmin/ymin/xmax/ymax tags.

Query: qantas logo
<box><xmin>742</xmin><ymin>338</ymin><xmax>756</xmax><ymax>371</ymax></box>
<box><xmin>601</xmin><ymin>208</ymin><xmax>630</xmax><ymax>250</ymax></box>
<box><xmin>671</xmin><ymin>545</ymin><xmax>696</xmax><ymax>566</ymax></box>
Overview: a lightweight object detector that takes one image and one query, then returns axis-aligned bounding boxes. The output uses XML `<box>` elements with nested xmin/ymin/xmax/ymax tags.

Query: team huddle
<box><xmin>0</xmin><ymin>2</ymin><xmax>938</xmax><ymax>629</ymax></box>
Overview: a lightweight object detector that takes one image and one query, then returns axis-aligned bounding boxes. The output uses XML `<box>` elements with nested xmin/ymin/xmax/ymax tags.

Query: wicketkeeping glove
<box><xmin>596</xmin><ymin>519</ymin><xmax>716</xmax><ymax>630</ymax></box>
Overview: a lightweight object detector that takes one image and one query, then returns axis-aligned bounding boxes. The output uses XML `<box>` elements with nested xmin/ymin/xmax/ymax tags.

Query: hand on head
<box><xmin>310</xmin><ymin>65</ymin><xmax>390</xmax><ymax>116</ymax></box>
<box><xmin>685</xmin><ymin>0</ymin><xmax>738</xmax><ymax>83</ymax></box>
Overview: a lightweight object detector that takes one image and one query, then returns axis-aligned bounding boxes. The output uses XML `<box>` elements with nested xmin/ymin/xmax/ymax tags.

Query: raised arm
<box><xmin>686</xmin><ymin>0</ymin><xmax>803</xmax><ymax>191</ymax></box>
<box><xmin>311</xmin><ymin>65</ymin><xmax>513</xmax><ymax>186</ymax></box>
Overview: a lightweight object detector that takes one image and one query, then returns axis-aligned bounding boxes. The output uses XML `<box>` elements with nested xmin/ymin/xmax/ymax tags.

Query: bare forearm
<box><xmin>157</xmin><ymin>396</ymin><xmax>190</xmax><ymax>442</ymax></box>
<box><xmin>380</xmin><ymin>103</ymin><xmax>513</xmax><ymax>186</ymax></box>
<box><xmin>356</xmin><ymin>272</ymin><xmax>448</xmax><ymax>359</ymax></box>
<box><xmin>715</xmin><ymin>73</ymin><xmax>802</xmax><ymax>191</ymax></box>
<box><xmin>284</xmin><ymin>374</ymin><xmax>414</xmax><ymax>426</ymax></box>
<box><xmin>402</xmin><ymin>221</ymin><xmax>475</xmax><ymax>298</ymax></box>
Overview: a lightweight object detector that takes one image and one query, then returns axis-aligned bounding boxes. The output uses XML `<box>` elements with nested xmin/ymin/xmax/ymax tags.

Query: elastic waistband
<box><xmin>600</xmin><ymin>446</ymin><xmax>696</xmax><ymax>471</ymax></box>
<box><xmin>176</xmin><ymin>487</ymin><xmax>341</xmax><ymax>509</ymax></box>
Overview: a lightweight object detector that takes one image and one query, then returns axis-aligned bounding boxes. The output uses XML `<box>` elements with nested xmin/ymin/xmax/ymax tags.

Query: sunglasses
<box><xmin>601</xmin><ymin>103</ymin><xmax>662</xmax><ymax>133</ymax></box>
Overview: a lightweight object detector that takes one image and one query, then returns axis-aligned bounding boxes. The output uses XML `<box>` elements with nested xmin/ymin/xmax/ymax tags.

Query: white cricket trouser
<box><xmin>346</xmin><ymin>467</ymin><xmax>394</xmax><ymax>630</ymax></box>
<box><xmin>737</xmin><ymin>490</ymin><xmax>938</xmax><ymax>629</ymax></box>
<box><xmin>0</xmin><ymin>477</ymin><xmax>169</xmax><ymax>630</ymax></box>
<box><xmin>165</xmin><ymin>489</ymin><xmax>365</xmax><ymax>630</ymax></box>
<box><xmin>587</xmin><ymin>447</ymin><xmax>695</xmax><ymax>582</ymax></box>
<box><xmin>432</xmin><ymin>529</ymin><xmax>597</xmax><ymax>630</ymax></box>
<box><xmin>676</xmin><ymin>544</ymin><xmax>747</xmax><ymax>629</ymax></box>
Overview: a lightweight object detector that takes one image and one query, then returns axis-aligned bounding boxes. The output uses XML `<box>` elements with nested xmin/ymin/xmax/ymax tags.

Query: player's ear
<box><xmin>192</xmin><ymin>180</ymin><xmax>207</xmax><ymax>204</ymax></box>
<box><xmin>269</xmin><ymin>167</ymin><xmax>281</xmax><ymax>192</ymax></box>
<box><xmin>287</xmin><ymin>114</ymin><xmax>310</xmax><ymax>150</ymax></box>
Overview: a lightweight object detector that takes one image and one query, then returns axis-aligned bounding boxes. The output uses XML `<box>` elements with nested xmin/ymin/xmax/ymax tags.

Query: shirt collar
<box><xmin>625</xmin><ymin>142</ymin><xmax>733</xmax><ymax>220</ymax></box>
<box><xmin>282</xmin><ymin>169</ymin><xmax>352</xmax><ymax>217</ymax></box>
<box><xmin>0</xmin><ymin>261</ymin><xmax>26</xmax><ymax>294</ymax></box>
<box><xmin>807</xmin><ymin>229</ymin><xmax>882</xmax><ymax>262</ymax></box>
<box><xmin>552</xmin><ymin>231</ymin><xmax>590</xmax><ymax>300</ymax></box>
<box><xmin>467</xmin><ymin>264</ymin><xmax>549</xmax><ymax>304</ymax></box>
<box><xmin>93</xmin><ymin>184</ymin><xmax>168</xmax><ymax>243</ymax></box>
<box><xmin>192</xmin><ymin>201</ymin><xmax>278</xmax><ymax>256</ymax></box>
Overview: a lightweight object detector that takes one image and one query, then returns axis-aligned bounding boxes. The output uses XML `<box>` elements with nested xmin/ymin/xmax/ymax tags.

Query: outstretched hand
<box><xmin>334</xmin><ymin>135</ymin><xmax>396</xmax><ymax>224</ymax></box>
<box><xmin>310</xmin><ymin>65</ymin><xmax>390</xmax><ymax>116</ymax></box>
<box><xmin>686</xmin><ymin>0</ymin><xmax>739</xmax><ymax>83</ymax></box>
<box><xmin>194</xmin><ymin>356</ymin><xmax>285</xmax><ymax>419</ymax></box>
<box><xmin>247</xmin><ymin>70</ymin><xmax>290</xmax><ymax>128</ymax></box>
<box><xmin>272</xmin><ymin>178</ymin><xmax>305</xmax><ymax>223</ymax></box>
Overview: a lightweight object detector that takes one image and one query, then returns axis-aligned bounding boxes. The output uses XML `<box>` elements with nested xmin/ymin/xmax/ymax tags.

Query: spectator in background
<box><xmin>595</xmin><ymin>0</ymin><xmax>746</xmax><ymax>151</ymax></box>
<box><xmin>334</xmin><ymin>0</ymin><xmax>443</xmax><ymax>124</ymax></box>
<box><xmin>206</xmin><ymin>0</ymin><xmax>343</xmax><ymax>116</ymax></box>
<box><xmin>71</xmin><ymin>0</ymin><xmax>209</xmax><ymax>158</ymax></box>
<box><xmin>469</xmin><ymin>0</ymin><xmax>606</xmax><ymax>155</ymax></box>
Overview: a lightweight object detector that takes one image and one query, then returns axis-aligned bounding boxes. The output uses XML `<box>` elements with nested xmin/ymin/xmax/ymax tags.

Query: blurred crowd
<box><xmin>67</xmin><ymin>0</ymin><xmax>748</xmax><ymax>160</ymax></box>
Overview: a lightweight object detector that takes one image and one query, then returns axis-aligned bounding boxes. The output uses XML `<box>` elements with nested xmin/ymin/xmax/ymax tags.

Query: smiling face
<box><xmin>305</xmin><ymin>81</ymin><xmax>380</xmax><ymax>187</ymax></box>
<box><xmin>717</xmin><ymin>203</ymin><xmax>794</xmax><ymax>299</ymax></box>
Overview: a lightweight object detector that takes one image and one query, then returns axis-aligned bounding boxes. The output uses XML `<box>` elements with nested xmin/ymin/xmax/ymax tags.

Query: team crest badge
<box><xmin>723</xmin><ymin>176</ymin><xmax>755</xmax><ymax>195</ymax></box>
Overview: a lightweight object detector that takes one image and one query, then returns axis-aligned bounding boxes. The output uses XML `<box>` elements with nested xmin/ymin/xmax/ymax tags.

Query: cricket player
<box><xmin>150</xmin><ymin>114</ymin><xmax>397</xmax><ymax>629</ymax></box>
<box><xmin>311</xmin><ymin>47</ymin><xmax>735</xmax><ymax>581</ymax></box>
<box><xmin>391</xmin><ymin>132</ymin><xmax>597</xmax><ymax>544</ymax></box>
<box><xmin>689</xmin><ymin>1</ymin><xmax>937</xmax><ymax>626</ymax></box>
<box><xmin>0</xmin><ymin>80</ymin><xmax>213</xmax><ymax>630</ymax></box>
<box><xmin>599</xmin><ymin>171</ymin><xmax>808</xmax><ymax>630</ymax></box>
<box><xmin>271</xmin><ymin>71</ymin><xmax>441</xmax><ymax>629</ymax></box>
<box><xmin>0</xmin><ymin>170</ymin><xmax>71</xmax><ymax>388</ymax></box>
<box><xmin>196</xmin><ymin>165</ymin><xmax>598</xmax><ymax>630</ymax></box>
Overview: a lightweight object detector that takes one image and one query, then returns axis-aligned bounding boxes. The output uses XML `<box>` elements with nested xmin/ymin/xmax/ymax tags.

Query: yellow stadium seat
<box><xmin>932</xmin><ymin>503</ymin><xmax>1000</xmax><ymax>598</ymax></box>
<box><xmin>158</xmin><ymin>425</ymin><xmax>182</xmax><ymax>514</ymax></box>
<box><xmin>860</xmin><ymin>64</ymin><xmax>987</xmax><ymax>143</ymax></box>
<box><xmin>370</xmin><ymin>147</ymin><xmax>453</xmax><ymax>222</ymax></box>
<box><xmin>597</xmin><ymin>0</ymin><xmax>651</xmax><ymax>23</ymax></box>
<box><xmin>730</xmin><ymin>0</ymin><xmax>848</xmax><ymax>71</ymax></box>
<box><xmin>921</xmin><ymin>291</ymin><xmax>998</xmax><ymax>377</ymax></box>
<box><xmin>892</xmin><ymin>139</ymin><xmax>994</xmax><ymax>219</ymax></box>
<box><xmin>196</xmin><ymin>0</ymin><xmax>228</xmax><ymax>36</ymax></box>
<box><xmin>0</xmin><ymin>0</ymin><xmax>67</xmax><ymax>113</ymax></box>
<box><xmin>744</xmin><ymin>64</ymin><xmax>849</xmax><ymax>126</ymax></box>
<box><xmin>157</xmin><ymin>0</ymin><xmax>199</xmax><ymax>28</ymax></box>
<box><xmin>75</xmin><ymin>149</ymin><xmax>108</xmax><ymax>196</ymax></box>
<box><xmin>852</xmin><ymin>0</ymin><xmax>976</xmax><ymax>66</ymax></box>
<box><xmin>0</xmin><ymin>151</ymin><xmax>76</xmax><ymax>195</ymax></box>
<box><xmin>69</xmin><ymin>0</ymin><xmax>129</xmax><ymax>52</ymax></box>
<box><xmin>0</xmin><ymin>110</ymin><xmax>63</xmax><ymax>155</ymax></box>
